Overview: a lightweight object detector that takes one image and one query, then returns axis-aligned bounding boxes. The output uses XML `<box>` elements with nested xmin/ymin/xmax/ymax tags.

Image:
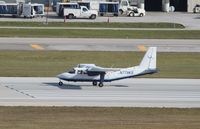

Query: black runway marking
<box><xmin>4</xmin><ymin>85</ymin><xmax>35</xmax><ymax>98</ymax></box>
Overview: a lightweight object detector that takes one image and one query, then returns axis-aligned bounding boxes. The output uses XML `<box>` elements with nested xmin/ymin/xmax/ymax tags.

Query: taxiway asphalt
<box><xmin>0</xmin><ymin>38</ymin><xmax>200</xmax><ymax>52</ymax></box>
<box><xmin>0</xmin><ymin>77</ymin><xmax>199</xmax><ymax>108</ymax></box>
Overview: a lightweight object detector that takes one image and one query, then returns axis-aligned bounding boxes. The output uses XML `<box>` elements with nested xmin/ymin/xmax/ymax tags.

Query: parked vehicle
<box><xmin>77</xmin><ymin>1</ymin><xmax>99</xmax><ymax>11</ymax></box>
<box><xmin>0</xmin><ymin>1</ymin><xmax>21</xmax><ymax>17</ymax></box>
<box><xmin>119</xmin><ymin>0</ymin><xmax>136</xmax><ymax>15</ymax></box>
<box><xmin>127</xmin><ymin>8</ymin><xmax>145</xmax><ymax>17</ymax></box>
<box><xmin>23</xmin><ymin>3</ymin><xmax>44</xmax><ymax>18</ymax></box>
<box><xmin>56</xmin><ymin>2</ymin><xmax>79</xmax><ymax>17</ymax></box>
<box><xmin>64</xmin><ymin>6</ymin><xmax>98</xmax><ymax>19</ymax></box>
<box><xmin>193</xmin><ymin>4</ymin><xmax>200</xmax><ymax>13</ymax></box>
<box><xmin>0</xmin><ymin>1</ymin><xmax>44</xmax><ymax>18</ymax></box>
<box><xmin>99</xmin><ymin>2</ymin><xmax>119</xmax><ymax>16</ymax></box>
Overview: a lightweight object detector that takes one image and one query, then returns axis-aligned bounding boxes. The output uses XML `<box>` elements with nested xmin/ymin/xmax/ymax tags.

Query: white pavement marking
<box><xmin>0</xmin><ymin>77</ymin><xmax>200</xmax><ymax>107</ymax></box>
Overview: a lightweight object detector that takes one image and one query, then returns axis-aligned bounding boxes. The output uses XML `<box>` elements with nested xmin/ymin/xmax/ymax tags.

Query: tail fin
<box><xmin>139</xmin><ymin>47</ymin><xmax>157</xmax><ymax>70</ymax></box>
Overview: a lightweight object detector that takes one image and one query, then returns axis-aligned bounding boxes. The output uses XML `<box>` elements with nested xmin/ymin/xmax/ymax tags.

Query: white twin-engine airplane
<box><xmin>57</xmin><ymin>47</ymin><xmax>157</xmax><ymax>87</ymax></box>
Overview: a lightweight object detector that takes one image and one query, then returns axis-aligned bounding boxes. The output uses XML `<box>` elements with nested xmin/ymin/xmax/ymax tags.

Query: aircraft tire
<box><xmin>98</xmin><ymin>83</ymin><xmax>103</xmax><ymax>87</ymax></box>
<box><xmin>58</xmin><ymin>81</ymin><xmax>63</xmax><ymax>86</ymax></box>
<box><xmin>92</xmin><ymin>81</ymin><xmax>97</xmax><ymax>86</ymax></box>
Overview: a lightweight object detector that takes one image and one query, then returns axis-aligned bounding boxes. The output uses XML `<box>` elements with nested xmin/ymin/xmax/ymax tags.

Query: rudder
<box><xmin>139</xmin><ymin>47</ymin><xmax>157</xmax><ymax>70</ymax></box>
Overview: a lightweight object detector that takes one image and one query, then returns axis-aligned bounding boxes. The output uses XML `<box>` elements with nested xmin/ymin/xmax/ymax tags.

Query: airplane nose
<box><xmin>57</xmin><ymin>73</ymin><xmax>64</xmax><ymax>79</ymax></box>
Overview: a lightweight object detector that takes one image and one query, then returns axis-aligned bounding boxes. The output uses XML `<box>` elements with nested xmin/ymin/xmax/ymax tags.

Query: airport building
<box><xmin>3</xmin><ymin>0</ymin><xmax>200</xmax><ymax>12</ymax></box>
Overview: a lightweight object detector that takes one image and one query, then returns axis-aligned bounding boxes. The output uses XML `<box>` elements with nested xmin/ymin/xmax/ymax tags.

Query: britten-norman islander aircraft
<box><xmin>57</xmin><ymin>47</ymin><xmax>157</xmax><ymax>87</ymax></box>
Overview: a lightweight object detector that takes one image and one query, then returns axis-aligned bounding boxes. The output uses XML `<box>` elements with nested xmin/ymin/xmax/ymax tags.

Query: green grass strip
<box><xmin>0</xmin><ymin>107</ymin><xmax>199</xmax><ymax>129</ymax></box>
<box><xmin>0</xmin><ymin>51</ymin><xmax>199</xmax><ymax>78</ymax></box>
<box><xmin>0</xmin><ymin>29</ymin><xmax>199</xmax><ymax>39</ymax></box>
<box><xmin>0</xmin><ymin>21</ymin><xmax>185</xmax><ymax>28</ymax></box>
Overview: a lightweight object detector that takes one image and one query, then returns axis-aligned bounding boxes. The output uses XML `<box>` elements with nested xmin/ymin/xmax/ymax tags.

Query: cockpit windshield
<box><xmin>68</xmin><ymin>69</ymin><xmax>75</xmax><ymax>74</ymax></box>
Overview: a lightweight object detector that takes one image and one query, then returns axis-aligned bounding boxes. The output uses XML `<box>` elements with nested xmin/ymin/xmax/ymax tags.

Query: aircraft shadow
<box><xmin>44</xmin><ymin>83</ymin><xmax>128</xmax><ymax>89</ymax></box>
<box><xmin>194</xmin><ymin>16</ymin><xmax>200</xmax><ymax>19</ymax></box>
<box><xmin>110</xmin><ymin>85</ymin><xmax>129</xmax><ymax>87</ymax></box>
<box><xmin>44</xmin><ymin>83</ymin><xmax>82</xmax><ymax>90</ymax></box>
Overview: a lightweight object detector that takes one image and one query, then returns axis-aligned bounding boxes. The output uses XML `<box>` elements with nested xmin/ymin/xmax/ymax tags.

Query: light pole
<box><xmin>46</xmin><ymin>0</ymin><xmax>50</xmax><ymax>24</ymax></box>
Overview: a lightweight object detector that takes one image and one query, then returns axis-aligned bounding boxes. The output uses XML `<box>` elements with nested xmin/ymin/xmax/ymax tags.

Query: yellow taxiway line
<box><xmin>137</xmin><ymin>45</ymin><xmax>147</xmax><ymax>52</ymax></box>
<box><xmin>31</xmin><ymin>44</ymin><xmax>44</xmax><ymax>50</ymax></box>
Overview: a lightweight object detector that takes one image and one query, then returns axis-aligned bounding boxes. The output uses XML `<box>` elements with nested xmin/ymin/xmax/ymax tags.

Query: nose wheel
<box><xmin>58</xmin><ymin>81</ymin><xmax>63</xmax><ymax>86</ymax></box>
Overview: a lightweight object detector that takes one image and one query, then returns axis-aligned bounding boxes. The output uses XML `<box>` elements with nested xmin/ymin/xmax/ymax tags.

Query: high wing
<box><xmin>77</xmin><ymin>64</ymin><xmax>120</xmax><ymax>72</ymax></box>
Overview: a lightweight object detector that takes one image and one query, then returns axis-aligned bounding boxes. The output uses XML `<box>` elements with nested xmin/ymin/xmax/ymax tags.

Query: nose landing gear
<box><xmin>58</xmin><ymin>81</ymin><xmax>63</xmax><ymax>86</ymax></box>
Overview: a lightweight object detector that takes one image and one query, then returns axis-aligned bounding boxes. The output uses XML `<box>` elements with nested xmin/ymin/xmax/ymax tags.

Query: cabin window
<box><xmin>78</xmin><ymin>70</ymin><xmax>83</xmax><ymax>74</ymax></box>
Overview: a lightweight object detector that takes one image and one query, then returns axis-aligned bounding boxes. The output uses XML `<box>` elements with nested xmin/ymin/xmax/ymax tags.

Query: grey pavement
<box><xmin>0</xmin><ymin>12</ymin><xmax>199</xmax><ymax>29</ymax></box>
<box><xmin>0</xmin><ymin>77</ymin><xmax>200</xmax><ymax>108</ymax></box>
<box><xmin>0</xmin><ymin>38</ymin><xmax>199</xmax><ymax>52</ymax></box>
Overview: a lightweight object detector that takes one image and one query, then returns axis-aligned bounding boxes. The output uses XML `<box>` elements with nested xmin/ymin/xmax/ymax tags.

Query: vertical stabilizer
<box><xmin>139</xmin><ymin>47</ymin><xmax>157</xmax><ymax>70</ymax></box>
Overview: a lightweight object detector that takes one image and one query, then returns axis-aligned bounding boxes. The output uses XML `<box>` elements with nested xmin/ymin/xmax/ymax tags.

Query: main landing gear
<box><xmin>92</xmin><ymin>81</ymin><xmax>104</xmax><ymax>87</ymax></box>
<box><xmin>92</xmin><ymin>81</ymin><xmax>97</xmax><ymax>86</ymax></box>
<box><xmin>98</xmin><ymin>82</ymin><xmax>103</xmax><ymax>87</ymax></box>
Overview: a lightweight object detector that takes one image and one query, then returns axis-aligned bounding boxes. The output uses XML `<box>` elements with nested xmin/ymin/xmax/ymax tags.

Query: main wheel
<box><xmin>58</xmin><ymin>81</ymin><xmax>63</xmax><ymax>86</ymax></box>
<box><xmin>98</xmin><ymin>83</ymin><xmax>103</xmax><ymax>87</ymax></box>
<box><xmin>92</xmin><ymin>81</ymin><xmax>97</xmax><ymax>86</ymax></box>
<box><xmin>139</xmin><ymin>13</ymin><xmax>144</xmax><ymax>17</ymax></box>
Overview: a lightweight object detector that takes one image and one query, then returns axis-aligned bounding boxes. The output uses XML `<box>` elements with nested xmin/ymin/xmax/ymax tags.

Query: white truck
<box><xmin>56</xmin><ymin>2</ymin><xmax>79</xmax><ymax>17</ymax></box>
<box><xmin>119</xmin><ymin>0</ymin><xmax>137</xmax><ymax>15</ymax></box>
<box><xmin>127</xmin><ymin>7</ymin><xmax>145</xmax><ymax>17</ymax></box>
<box><xmin>64</xmin><ymin>6</ymin><xmax>98</xmax><ymax>19</ymax></box>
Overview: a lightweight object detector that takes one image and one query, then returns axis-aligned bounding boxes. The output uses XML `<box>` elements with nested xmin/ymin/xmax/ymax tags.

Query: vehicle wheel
<box><xmin>58</xmin><ymin>81</ymin><xmax>63</xmax><ymax>86</ymax></box>
<box><xmin>98</xmin><ymin>83</ymin><xmax>103</xmax><ymax>87</ymax></box>
<box><xmin>100</xmin><ymin>13</ymin><xmax>104</xmax><ymax>16</ymax></box>
<box><xmin>139</xmin><ymin>13</ymin><xmax>144</xmax><ymax>17</ymax></box>
<box><xmin>114</xmin><ymin>13</ymin><xmax>118</xmax><ymax>17</ymax></box>
<box><xmin>68</xmin><ymin>14</ymin><xmax>74</xmax><ymax>19</ymax></box>
<box><xmin>92</xmin><ymin>81</ymin><xmax>97</xmax><ymax>86</ymax></box>
<box><xmin>119</xmin><ymin>9</ymin><xmax>123</xmax><ymax>15</ymax></box>
<box><xmin>129</xmin><ymin>12</ymin><xmax>134</xmax><ymax>17</ymax></box>
<box><xmin>90</xmin><ymin>14</ymin><xmax>96</xmax><ymax>19</ymax></box>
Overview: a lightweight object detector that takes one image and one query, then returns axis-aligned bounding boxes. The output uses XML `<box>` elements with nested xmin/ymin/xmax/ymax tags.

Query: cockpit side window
<box><xmin>68</xmin><ymin>69</ymin><xmax>75</xmax><ymax>74</ymax></box>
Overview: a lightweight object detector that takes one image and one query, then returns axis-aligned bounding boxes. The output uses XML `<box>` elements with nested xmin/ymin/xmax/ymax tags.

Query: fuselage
<box><xmin>57</xmin><ymin>66</ymin><xmax>156</xmax><ymax>82</ymax></box>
